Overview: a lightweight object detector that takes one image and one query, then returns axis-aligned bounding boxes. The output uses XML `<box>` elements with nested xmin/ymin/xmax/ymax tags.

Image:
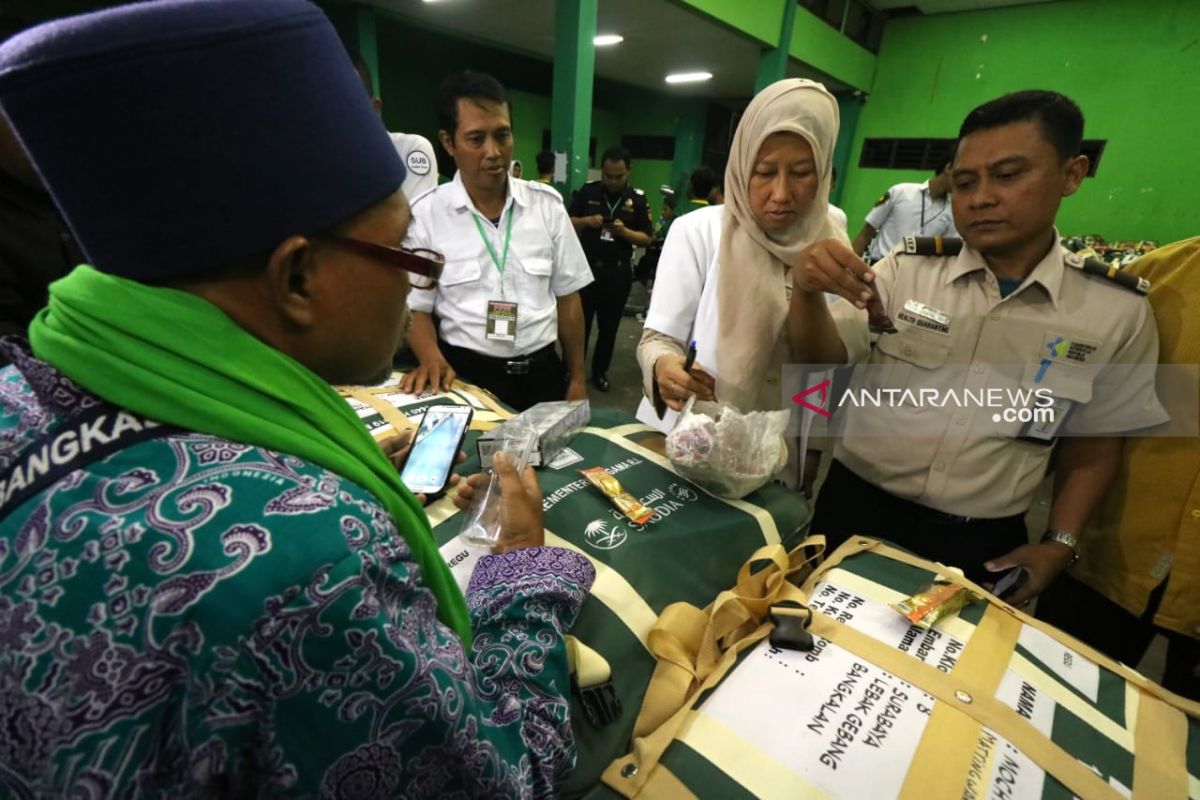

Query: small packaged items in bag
<box><xmin>580</xmin><ymin>466</ymin><xmax>654</xmax><ymax>525</ymax></box>
<box><xmin>459</xmin><ymin>423</ymin><xmax>538</xmax><ymax>547</ymax></box>
<box><xmin>891</xmin><ymin>580</ymin><xmax>981</xmax><ymax>630</ymax></box>
<box><xmin>665</xmin><ymin>398</ymin><xmax>789</xmax><ymax>499</ymax></box>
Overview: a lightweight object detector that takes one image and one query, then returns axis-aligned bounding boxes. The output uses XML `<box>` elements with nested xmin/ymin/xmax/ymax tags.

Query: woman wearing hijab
<box><xmin>510</xmin><ymin>159</ymin><xmax>523</xmax><ymax>178</ymax></box>
<box><xmin>636</xmin><ymin>79</ymin><xmax>849</xmax><ymax>430</ymax></box>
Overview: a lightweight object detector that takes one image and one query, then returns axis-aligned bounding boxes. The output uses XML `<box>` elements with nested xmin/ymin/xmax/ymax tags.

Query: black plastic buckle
<box><xmin>769</xmin><ymin>601</ymin><xmax>815</xmax><ymax>652</ymax></box>
<box><xmin>573</xmin><ymin>677</ymin><xmax>622</xmax><ymax>727</ymax></box>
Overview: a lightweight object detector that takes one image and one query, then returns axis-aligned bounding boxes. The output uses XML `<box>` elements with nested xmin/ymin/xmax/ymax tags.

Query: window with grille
<box><xmin>859</xmin><ymin>137</ymin><xmax>1106</xmax><ymax>176</ymax></box>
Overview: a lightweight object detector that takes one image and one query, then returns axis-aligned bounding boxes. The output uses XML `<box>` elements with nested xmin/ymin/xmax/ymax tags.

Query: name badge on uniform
<box><xmin>486</xmin><ymin>300</ymin><xmax>518</xmax><ymax>342</ymax></box>
<box><xmin>1017</xmin><ymin>396</ymin><xmax>1075</xmax><ymax>444</ymax></box>
<box><xmin>896</xmin><ymin>299</ymin><xmax>952</xmax><ymax>334</ymax></box>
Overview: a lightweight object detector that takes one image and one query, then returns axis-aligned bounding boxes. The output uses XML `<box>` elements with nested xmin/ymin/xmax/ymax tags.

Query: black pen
<box><xmin>682</xmin><ymin>340</ymin><xmax>697</xmax><ymax>372</ymax></box>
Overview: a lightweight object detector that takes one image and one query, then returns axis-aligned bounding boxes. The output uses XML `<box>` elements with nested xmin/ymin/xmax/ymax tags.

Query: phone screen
<box><xmin>400</xmin><ymin>406</ymin><xmax>472</xmax><ymax>495</ymax></box>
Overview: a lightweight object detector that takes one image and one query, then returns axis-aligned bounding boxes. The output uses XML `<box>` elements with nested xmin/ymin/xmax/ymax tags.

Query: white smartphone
<box><xmin>399</xmin><ymin>405</ymin><xmax>473</xmax><ymax>497</ymax></box>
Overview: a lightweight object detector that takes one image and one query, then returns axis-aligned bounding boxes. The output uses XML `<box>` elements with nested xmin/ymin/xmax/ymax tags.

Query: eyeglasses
<box><xmin>318</xmin><ymin>234</ymin><xmax>444</xmax><ymax>289</ymax></box>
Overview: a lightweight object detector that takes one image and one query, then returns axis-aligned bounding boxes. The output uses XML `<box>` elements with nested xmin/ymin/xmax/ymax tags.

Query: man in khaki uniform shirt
<box><xmin>789</xmin><ymin>90</ymin><xmax>1166</xmax><ymax>604</ymax></box>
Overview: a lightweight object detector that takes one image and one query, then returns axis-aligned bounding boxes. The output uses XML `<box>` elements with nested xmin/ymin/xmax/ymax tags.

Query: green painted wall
<box><xmin>676</xmin><ymin>0</ymin><xmax>876</xmax><ymax>92</ymax></box>
<box><xmin>789</xmin><ymin>5</ymin><xmax>876</xmax><ymax>92</ymax></box>
<box><xmin>841</xmin><ymin>0</ymin><xmax>1200</xmax><ymax>245</ymax></box>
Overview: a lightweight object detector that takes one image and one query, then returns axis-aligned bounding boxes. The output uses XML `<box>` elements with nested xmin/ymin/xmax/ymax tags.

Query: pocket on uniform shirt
<box><xmin>438</xmin><ymin>258</ymin><xmax>483</xmax><ymax>288</ymax></box>
<box><xmin>874</xmin><ymin>329</ymin><xmax>952</xmax><ymax>412</ymax></box>
<box><xmin>515</xmin><ymin>256</ymin><xmax>554</xmax><ymax>310</ymax></box>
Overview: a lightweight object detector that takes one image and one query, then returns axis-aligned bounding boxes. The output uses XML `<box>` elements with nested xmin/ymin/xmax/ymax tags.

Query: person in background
<box><xmin>0</xmin><ymin>1</ymin><xmax>594</xmax><ymax>796</ymax></box>
<box><xmin>828</xmin><ymin>166</ymin><xmax>848</xmax><ymax>232</ymax></box>
<box><xmin>656</xmin><ymin>191</ymin><xmax>678</xmax><ymax>236</ymax></box>
<box><xmin>795</xmin><ymin>90</ymin><xmax>1165</xmax><ymax>601</ymax></box>
<box><xmin>350</xmin><ymin>51</ymin><xmax>438</xmax><ymax>201</ymax></box>
<box><xmin>401</xmin><ymin>70</ymin><xmax>591</xmax><ymax>409</ymax></box>
<box><xmin>635</xmin><ymin>79</ymin><xmax>848</xmax><ymax>431</ymax></box>
<box><xmin>851</xmin><ymin>159</ymin><xmax>956</xmax><ymax>262</ymax></box>
<box><xmin>511</xmin><ymin>159</ymin><xmax>522</xmax><ymax>179</ymax></box>
<box><xmin>0</xmin><ymin>16</ymin><xmax>83</xmax><ymax>364</ymax></box>
<box><xmin>709</xmin><ymin>175</ymin><xmax>725</xmax><ymax>205</ymax></box>
<box><xmin>1036</xmin><ymin>235</ymin><xmax>1200</xmax><ymax>700</ymax></box>
<box><xmin>534</xmin><ymin>148</ymin><xmax>561</xmax><ymax>193</ymax></box>
<box><xmin>681</xmin><ymin>165</ymin><xmax>718</xmax><ymax>216</ymax></box>
<box><xmin>568</xmin><ymin>145</ymin><xmax>653</xmax><ymax>392</ymax></box>
<box><xmin>535</xmin><ymin>150</ymin><xmax>555</xmax><ymax>184</ymax></box>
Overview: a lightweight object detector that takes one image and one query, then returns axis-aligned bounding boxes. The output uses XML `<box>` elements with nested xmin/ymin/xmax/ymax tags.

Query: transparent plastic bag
<box><xmin>665</xmin><ymin>398</ymin><xmax>789</xmax><ymax>499</ymax></box>
<box><xmin>459</xmin><ymin>422</ymin><xmax>538</xmax><ymax>547</ymax></box>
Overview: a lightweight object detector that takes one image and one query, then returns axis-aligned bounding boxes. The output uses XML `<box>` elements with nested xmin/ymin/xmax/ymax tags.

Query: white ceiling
<box><xmin>364</xmin><ymin>0</ymin><xmax>848</xmax><ymax>100</ymax></box>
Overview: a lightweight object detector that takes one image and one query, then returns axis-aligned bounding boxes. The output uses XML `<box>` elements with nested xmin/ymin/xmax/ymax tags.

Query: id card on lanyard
<box><xmin>599</xmin><ymin>193</ymin><xmax>622</xmax><ymax>242</ymax></box>
<box><xmin>473</xmin><ymin>211</ymin><xmax>518</xmax><ymax>342</ymax></box>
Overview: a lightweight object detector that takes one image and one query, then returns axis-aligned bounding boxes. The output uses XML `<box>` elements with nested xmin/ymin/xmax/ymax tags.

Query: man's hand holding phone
<box><xmin>453</xmin><ymin>453</ymin><xmax>544</xmax><ymax>552</ymax></box>
<box><xmin>390</xmin><ymin>405</ymin><xmax>473</xmax><ymax>503</ymax></box>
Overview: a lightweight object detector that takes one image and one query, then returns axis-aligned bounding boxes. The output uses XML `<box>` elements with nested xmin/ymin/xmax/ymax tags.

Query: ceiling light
<box><xmin>665</xmin><ymin>71</ymin><xmax>713</xmax><ymax>84</ymax></box>
<box><xmin>594</xmin><ymin>34</ymin><xmax>624</xmax><ymax>46</ymax></box>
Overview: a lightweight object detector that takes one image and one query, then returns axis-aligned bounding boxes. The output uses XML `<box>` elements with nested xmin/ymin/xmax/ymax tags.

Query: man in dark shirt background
<box><xmin>568</xmin><ymin>145</ymin><xmax>652</xmax><ymax>391</ymax></box>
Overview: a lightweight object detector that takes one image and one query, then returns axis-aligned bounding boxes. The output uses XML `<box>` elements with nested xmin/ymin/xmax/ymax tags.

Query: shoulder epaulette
<box><xmin>1070</xmin><ymin>255</ymin><xmax>1150</xmax><ymax>294</ymax></box>
<box><xmin>873</xmin><ymin>190</ymin><xmax>890</xmax><ymax>207</ymax></box>
<box><xmin>901</xmin><ymin>235</ymin><xmax>963</xmax><ymax>257</ymax></box>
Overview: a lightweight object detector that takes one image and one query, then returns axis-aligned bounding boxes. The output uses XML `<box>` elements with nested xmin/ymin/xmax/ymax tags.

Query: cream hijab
<box><xmin>716</xmin><ymin>79</ymin><xmax>846</xmax><ymax>412</ymax></box>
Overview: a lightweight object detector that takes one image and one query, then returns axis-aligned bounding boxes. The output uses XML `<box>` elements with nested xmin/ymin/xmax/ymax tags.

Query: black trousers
<box><xmin>1037</xmin><ymin>574</ymin><xmax>1200</xmax><ymax>700</ymax></box>
<box><xmin>440</xmin><ymin>342</ymin><xmax>564</xmax><ymax>412</ymax></box>
<box><xmin>581</xmin><ymin>260</ymin><xmax>633</xmax><ymax>378</ymax></box>
<box><xmin>810</xmin><ymin>460</ymin><xmax>1028</xmax><ymax>586</ymax></box>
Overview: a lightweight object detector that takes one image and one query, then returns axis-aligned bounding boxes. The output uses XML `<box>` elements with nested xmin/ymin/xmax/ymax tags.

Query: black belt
<box><xmin>443</xmin><ymin>342</ymin><xmax>557</xmax><ymax>376</ymax></box>
<box><xmin>591</xmin><ymin>257</ymin><xmax>631</xmax><ymax>268</ymax></box>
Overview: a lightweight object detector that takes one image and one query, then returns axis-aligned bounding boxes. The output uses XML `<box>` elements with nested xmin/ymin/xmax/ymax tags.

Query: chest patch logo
<box><xmin>1045</xmin><ymin>335</ymin><xmax>1099</xmax><ymax>365</ymax></box>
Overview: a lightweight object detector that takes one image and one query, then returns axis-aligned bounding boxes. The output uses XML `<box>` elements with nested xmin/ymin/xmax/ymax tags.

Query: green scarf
<box><xmin>28</xmin><ymin>265</ymin><xmax>471</xmax><ymax>642</ymax></box>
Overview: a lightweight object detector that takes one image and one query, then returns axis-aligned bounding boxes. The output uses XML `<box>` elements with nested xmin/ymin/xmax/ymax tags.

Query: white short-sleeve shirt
<box><xmin>864</xmin><ymin>181</ymin><xmax>958</xmax><ymax>261</ymax></box>
<box><xmin>389</xmin><ymin>132</ymin><xmax>438</xmax><ymax>201</ymax></box>
<box><xmin>405</xmin><ymin>173</ymin><xmax>593</xmax><ymax>357</ymax></box>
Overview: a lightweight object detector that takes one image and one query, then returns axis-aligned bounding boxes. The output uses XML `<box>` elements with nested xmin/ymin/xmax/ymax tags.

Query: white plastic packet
<box><xmin>459</xmin><ymin>422</ymin><xmax>538</xmax><ymax>547</ymax></box>
<box><xmin>665</xmin><ymin>398</ymin><xmax>789</xmax><ymax>499</ymax></box>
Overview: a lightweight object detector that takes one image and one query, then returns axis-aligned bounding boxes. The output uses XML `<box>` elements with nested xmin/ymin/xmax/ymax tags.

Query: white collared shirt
<box><xmin>388</xmin><ymin>132</ymin><xmax>438</xmax><ymax>200</ymax></box>
<box><xmin>864</xmin><ymin>180</ymin><xmax>958</xmax><ymax>260</ymax></box>
<box><xmin>405</xmin><ymin>172</ymin><xmax>592</xmax><ymax>356</ymax></box>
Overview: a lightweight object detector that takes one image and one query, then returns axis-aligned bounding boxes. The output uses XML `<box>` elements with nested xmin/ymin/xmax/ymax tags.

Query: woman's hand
<box><xmin>654</xmin><ymin>354</ymin><xmax>716</xmax><ymax>412</ymax></box>
<box><xmin>793</xmin><ymin>238</ymin><xmax>876</xmax><ymax>309</ymax></box>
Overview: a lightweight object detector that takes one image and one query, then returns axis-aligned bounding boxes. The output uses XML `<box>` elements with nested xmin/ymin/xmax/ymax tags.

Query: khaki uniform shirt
<box><xmin>831</xmin><ymin>236</ymin><xmax>1167</xmax><ymax>518</ymax></box>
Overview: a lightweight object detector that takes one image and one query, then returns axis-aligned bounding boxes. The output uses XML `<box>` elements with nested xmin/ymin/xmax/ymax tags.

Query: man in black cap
<box><xmin>0</xmin><ymin>15</ymin><xmax>83</xmax><ymax>363</ymax></box>
<box><xmin>569</xmin><ymin>145</ymin><xmax>654</xmax><ymax>391</ymax></box>
<box><xmin>0</xmin><ymin>1</ymin><xmax>593</xmax><ymax>796</ymax></box>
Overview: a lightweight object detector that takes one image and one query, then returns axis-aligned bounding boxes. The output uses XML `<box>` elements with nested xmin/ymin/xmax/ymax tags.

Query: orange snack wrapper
<box><xmin>580</xmin><ymin>466</ymin><xmax>655</xmax><ymax>525</ymax></box>
<box><xmin>891</xmin><ymin>581</ymin><xmax>979</xmax><ymax>629</ymax></box>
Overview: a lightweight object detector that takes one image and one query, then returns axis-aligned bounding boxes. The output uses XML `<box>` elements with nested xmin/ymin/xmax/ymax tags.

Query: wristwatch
<box><xmin>1041</xmin><ymin>529</ymin><xmax>1081</xmax><ymax>566</ymax></box>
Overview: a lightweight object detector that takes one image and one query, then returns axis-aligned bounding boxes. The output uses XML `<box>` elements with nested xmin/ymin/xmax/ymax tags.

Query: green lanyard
<box><xmin>605</xmin><ymin>193</ymin><xmax>623</xmax><ymax>219</ymax></box>
<box><xmin>472</xmin><ymin>210</ymin><xmax>515</xmax><ymax>276</ymax></box>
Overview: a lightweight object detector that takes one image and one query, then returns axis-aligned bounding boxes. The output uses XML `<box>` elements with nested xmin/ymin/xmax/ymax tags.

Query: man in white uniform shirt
<box><xmin>350</xmin><ymin>52</ymin><xmax>437</xmax><ymax>200</ymax></box>
<box><xmin>851</xmin><ymin>160</ymin><xmax>957</xmax><ymax>262</ymax></box>
<box><xmin>401</xmin><ymin>71</ymin><xmax>591</xmax><ymax>410</ymax></box>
